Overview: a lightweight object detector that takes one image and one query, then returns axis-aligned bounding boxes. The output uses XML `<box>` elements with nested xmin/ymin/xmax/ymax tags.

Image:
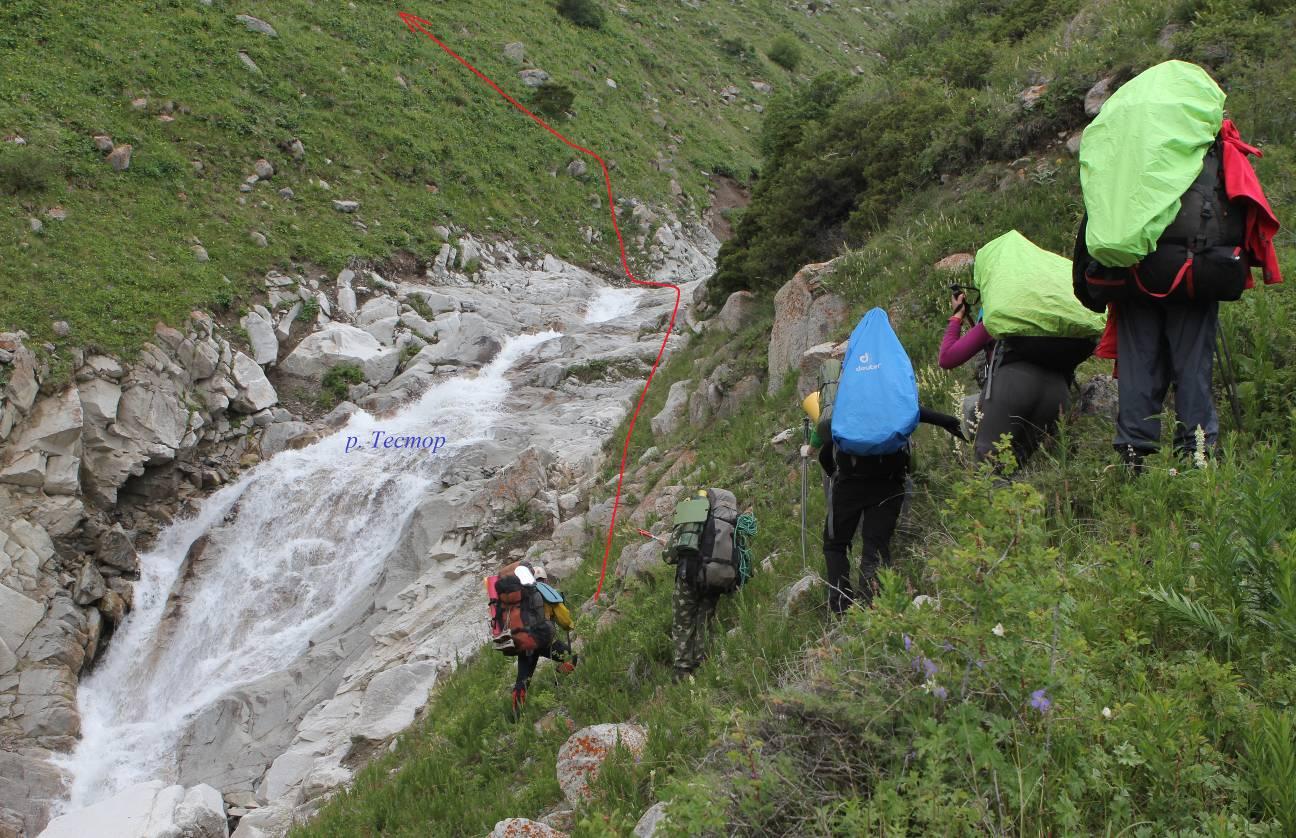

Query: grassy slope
<box><xmin>0</xmin><ymin>0</ymin><xmax>897</xmax><ymax>363</ymax></box>
<box><xmin>297</xmin><ymin>1</ymin><xmax>1296</xmax><ymax>835</ymax></box>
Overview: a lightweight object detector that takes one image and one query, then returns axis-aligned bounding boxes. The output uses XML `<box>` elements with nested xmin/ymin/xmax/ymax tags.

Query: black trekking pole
<box><xmin>1216</xmin><ymin>328</ymin><xmax>1244</xmax><ymax>432</ymax></box>
<box><xmin>800</xmin><ymin>416</ymin><xmax>810</xmax><ymax>573</ymax></box>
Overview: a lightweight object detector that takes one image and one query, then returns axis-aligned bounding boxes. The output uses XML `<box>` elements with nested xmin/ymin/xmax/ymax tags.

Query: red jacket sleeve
<box><xmin>1220</xmin><ymin>119</ymin><xmax>1283</xmax><ymax>286</ymax></box>
<box><xmin>938</xmin><ymin>319</ymin><xmax>993</xmax><ymax>369</ymax></box>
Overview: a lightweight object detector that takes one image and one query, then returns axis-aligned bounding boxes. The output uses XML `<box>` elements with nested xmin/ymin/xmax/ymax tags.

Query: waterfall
<box><xmin>583</xmin><ymin>287</ymin><xmax>640</xmax><ymax>324</ymax></box>
<box><xmin>57</xmin><ymin>330</ymin><xmax>560</xmax><ymax>812</ymax></box>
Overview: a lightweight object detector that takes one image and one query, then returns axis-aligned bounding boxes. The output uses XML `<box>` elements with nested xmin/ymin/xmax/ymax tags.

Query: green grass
<box><xmin>294</xmin><ymin>1</ymin><xmax>1296</xmax><ymax>832</ymax></box>
<box><xmin>0</xmin><ymin>0</ymin><xmax>905</xmax><ymax>361</ymax></box>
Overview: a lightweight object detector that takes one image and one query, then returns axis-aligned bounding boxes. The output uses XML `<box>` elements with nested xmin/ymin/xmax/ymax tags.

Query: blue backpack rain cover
<box><xmin>830</xmin><ymin>308</ymin><xmax>919</xmax><ymax>456</ymax></box>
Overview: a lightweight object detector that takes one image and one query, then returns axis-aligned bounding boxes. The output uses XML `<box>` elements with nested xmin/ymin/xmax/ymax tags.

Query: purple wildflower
<box><xmin>903</xmin><ymin>634</ymin><xmax>912</xmax><ymax>652</ymax></box>
<box><xmin>922</xmin><ymin>657</ymin><xmax>938</xmax><ymax>678</ymax></box>
<box><xmin>940</xmin><ymin>640</ymin><xmax>955</xmax><ymax>653</ymax></box>
<box><xmin>932</xmin><ymin>685</ymin><xmax>948</xmax><ymax>701</ymax></box>
<box><xmin>1030</xmin><ymin>688</ymin><xmax>1051</xmax><ymax>714</ymax></box>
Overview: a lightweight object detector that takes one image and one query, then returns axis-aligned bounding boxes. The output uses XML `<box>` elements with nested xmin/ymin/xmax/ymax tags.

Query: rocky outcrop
<box><xmin>40</xmin><ymin>781</ymin><xmax>227</xmax><ymax>838</ymax></box>
<box><xmin>490</xmin><ymin>819</ymin><xmax>567</xmax><ymax>838</ymax></box>
<box><xmin>278</xmin><ymin>324</ymin><xmax>401</xmax><ymax>385</ymax></box>
<box><xmin>713</xmin><ymin>290</ymin><xmax>758</xmax><ymax>333</ymax></box>
<box><xmin>777</xmin><ymin>573</ymin><xmax>823</xmax><ymax>615</ymax></box>
<box><xmin>556</xmin><ymin>723</ymin><xmax>648</xmax><ymax>804</ymax></box>
<box><xmin>0</xmin><ymin>750</ymin><xmax>66</xmax><ymax>838</ymax></box>
<box><xmin>633</xmin><ymin>802</ymin><xmax>670</xmax><ymax>837</ymax></box>
<box><xmin>767</xmin><ymin>259</ymin><xmax>848</xmax><ymax>395</ymax></box>
<box><xmin>687</xmin><ymin>362</ymin><xmax>763</xmax><ymax>426</ymax></box>
<box><xmin>649</xmin><ymin>381</ymin><xmax>690</xmax><ymax>438</ymax></box>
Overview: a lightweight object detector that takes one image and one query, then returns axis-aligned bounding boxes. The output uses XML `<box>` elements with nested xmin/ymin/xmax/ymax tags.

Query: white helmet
<box><xmin>532</xmin><ymin>565</ymin><xmax>547</xmax><ymax>581</ymax></box>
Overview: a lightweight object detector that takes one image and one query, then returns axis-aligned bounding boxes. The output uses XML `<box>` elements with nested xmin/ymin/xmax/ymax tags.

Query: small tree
<box><xmin>767</xmin><ymin>34</ymin><xmax>803</xmax><ymax>72</ymax></box>
<box><xmin>557</xmin><ymin>0</ymin><xmax>605</xmax><ymax>30</ymax></box>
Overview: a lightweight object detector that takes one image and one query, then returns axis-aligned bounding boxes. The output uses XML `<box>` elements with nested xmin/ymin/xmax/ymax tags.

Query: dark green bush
<box><xmin>530</xmin><ymin>82</ymin><xmax>575</xmax><ymax>118</ymax></box>
<box><xmin>720</xmin><ymin>37</ymin><xmax>755</xmax><ymax>60</ymax></box>
<box><xmin>0</xmin><ymin>146</ymin><xmax>60</xmax><ymax>196</ymax></box>
<box><xmin>711</xmin><ymin>79</ymin><xmax>964</xmax><ymax>301</ymax></box>
<box><xmin>767</xmin><ymin>34</ymin><xmax>803</xmax><ymax>72</ymax></box>
<box><xmin>320</xmin><ymin>363</ymin><xmax>364</xmax><ymax>405</ymax></box>
<box><xmin>556</xmin><ymin>0</ymin><xmax>605</xmax><ymax>30</ymax></box>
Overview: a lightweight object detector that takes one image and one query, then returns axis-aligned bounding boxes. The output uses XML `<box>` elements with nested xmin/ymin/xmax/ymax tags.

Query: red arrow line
<box><xmin>398</xmin><ymin>12</ymin><xmax>682</xmax><ymax>602</ymax></box>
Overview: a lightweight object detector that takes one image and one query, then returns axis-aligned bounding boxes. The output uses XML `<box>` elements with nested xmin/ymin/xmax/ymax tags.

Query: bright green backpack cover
<box><xmin>1079</xmin><ymin>61</ymin><xmax>1226</xmax><ymax>267</ymax></box>
<box><xmin>974</xmin><ymin>231</ymin><xmax>1106</xmax><ymax>338</ymax></box>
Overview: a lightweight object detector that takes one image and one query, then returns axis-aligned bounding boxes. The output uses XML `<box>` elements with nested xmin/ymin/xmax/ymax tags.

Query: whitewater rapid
<box><xmin>57</xmin><ymin>330</ymin><xmax>563</xmax><ymax>810</ymax></box>
<box><xmin>55</xmin><ymin>285</ymin><xmax>642</xmax><ymax>813</ymax></box>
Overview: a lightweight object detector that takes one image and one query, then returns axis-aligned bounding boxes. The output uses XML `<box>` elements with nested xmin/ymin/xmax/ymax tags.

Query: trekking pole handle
<box><xmin>635</xmin><ymin>528</ymin><xmax>667</xmax><ymax>543</ymax></box>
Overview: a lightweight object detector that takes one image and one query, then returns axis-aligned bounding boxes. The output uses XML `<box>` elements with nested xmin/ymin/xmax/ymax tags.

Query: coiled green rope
<box><xmin>736</xmin><ymin>511</ymin><xmax>758</xmax><ymax>585</ymax></box>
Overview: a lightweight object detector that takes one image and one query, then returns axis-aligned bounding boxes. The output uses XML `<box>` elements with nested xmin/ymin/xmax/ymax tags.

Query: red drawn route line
<box><xmin>399</xmin><ymin>12</ymin><xmax>681</xmax><ymax>602</ymax></box>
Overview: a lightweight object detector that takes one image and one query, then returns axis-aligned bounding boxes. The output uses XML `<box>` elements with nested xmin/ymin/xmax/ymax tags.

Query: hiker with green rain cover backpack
<box><xmin>1071</xmin><ymin>61</ymin><xmax>1282</xmax><ymax>468</ymax></box>
<box><xmin>939</xmin><ymin>231</ymin><xmax>1105</xmax><ymax>469</ymax></box>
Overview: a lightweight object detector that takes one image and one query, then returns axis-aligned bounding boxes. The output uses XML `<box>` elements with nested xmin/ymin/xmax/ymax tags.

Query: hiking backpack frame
<box><xmin>1081</xmin><ymin>141</ymin><xmax>1249</xmax><ymax>304</ymax></box>
<box><xmin>488</xmin><ymin>573</ymin><xmax>554</xmax><ymax>656</ymax></box>
<box><xmin>665</xmin><ymin>488</ymin><xmax>753</xmax><ymax>595</ymax></box>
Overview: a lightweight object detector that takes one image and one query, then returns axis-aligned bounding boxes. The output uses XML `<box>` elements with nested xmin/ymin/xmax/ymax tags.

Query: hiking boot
<box><xmin>511</xmin><ymin>686</ymin><xmax>527</xmax><ymax>713</ymax></box>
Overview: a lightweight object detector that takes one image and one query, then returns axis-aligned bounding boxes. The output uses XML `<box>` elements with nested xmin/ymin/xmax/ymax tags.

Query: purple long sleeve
<box><xmin>938</xmin><ymin>318</ymin><xmax>993</xmax><ymax>369</ymax></box>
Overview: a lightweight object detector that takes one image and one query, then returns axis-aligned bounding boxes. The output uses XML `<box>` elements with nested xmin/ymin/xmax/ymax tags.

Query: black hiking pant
<box><xmin>1113</xmin><ymin>296</ymin><xmax>1219</xmax><ymax>456</ymax></box>
<box><xmin>975</xmin><ymin>361</ymin><xmax>1071</xmax><ymax>468</ymax></box>
<box><xmin>822</xmin><ymin>448</ymin><xmax>908</xmax><ymax>614</ymax></box>
<box><xmin>515</xmin><ymin>638</ymin><xmax>571</xmax><ymax>690</ymax></box>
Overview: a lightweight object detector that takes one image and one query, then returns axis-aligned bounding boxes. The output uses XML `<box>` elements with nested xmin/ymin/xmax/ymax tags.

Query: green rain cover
<box><xmin>974</xmin><ymin>231</ymin><xmax>1106</xmax><ymax>338</ymax></box>
<box><xmin>1080</xmin><ymin>61</ymin><xmax>1225</xmax><ymax>267</ymax></box>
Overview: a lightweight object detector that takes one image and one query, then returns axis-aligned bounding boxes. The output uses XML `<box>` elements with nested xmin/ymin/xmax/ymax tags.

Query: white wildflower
<box><xmin>1102</xmin><ymin>707</ymin><xmax>1113</xmax><ymax>720</ymax></box>
<box><xmin>992</xmin><ymin>622</ymin><xmax>1005</xmax><ymax>637</ymax></box>
<box><xmin>1193</xmin><ymin>425</ymin><xmax>1208</xmax><ymax>469</ymax></box>
<box><xmin>912</xmin><ymin>594</ymin><xmax>935</xmax><ymax>609</ymax></box>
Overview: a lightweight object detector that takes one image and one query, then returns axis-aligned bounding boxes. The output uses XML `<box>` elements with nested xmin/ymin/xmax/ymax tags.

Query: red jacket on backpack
<box><xmin>1094</xmin><ymin>119</ymin><xmax>1281</xmax><ymax>363</ymax></box>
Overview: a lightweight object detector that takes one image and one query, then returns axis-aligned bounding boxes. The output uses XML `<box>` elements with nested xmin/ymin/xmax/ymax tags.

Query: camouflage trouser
<box><xmin>671</xmin><ymin>574</ymin><xmax>719</xmax><ymax>674</ymax></box>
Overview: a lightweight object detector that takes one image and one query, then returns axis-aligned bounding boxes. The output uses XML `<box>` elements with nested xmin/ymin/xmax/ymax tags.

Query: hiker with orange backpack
<box><xmin>1071</xmin><ymin>61</ymin><xmax>1281</xmax><ymax>469</ymax></box>
<box><xmin>487</xmin><ymin>562</ymin><xmax>577</xmax><ymax>713</ymax></box>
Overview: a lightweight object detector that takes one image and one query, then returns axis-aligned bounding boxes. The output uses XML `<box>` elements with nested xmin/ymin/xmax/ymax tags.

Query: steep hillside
<box><xmin>0</xmin><ymin>0</ymin><xmax>899</xmax><ymax>360</ymax></box>
<box><xmin>710</xmin><ymin>0</ymin><xmax>1296</xmax><ymax>299</ymax></box>
<box><xmin>294</xmin><ymin>1</ymin><xmax>1296</xmax><ymax>836</ymax></box>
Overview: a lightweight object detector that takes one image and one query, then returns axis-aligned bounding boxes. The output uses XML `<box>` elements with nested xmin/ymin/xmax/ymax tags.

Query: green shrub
<box><xmin>0</xmin><ymin>146</ymin><xmax>60</xmax><ymax>195</ymax></box>
<box><xmin>556</xmin><ymin>0</ymin><xmax>605</xmax><ymax>30</ymax></box>
<box><xmin>720</xmin><ymin>37</ymin><xmax>755</xmax><ymax>60</ymax></box>
<box><xmin>531</xmin><ymin>82</ymin><xmax>575</xmax><ymax>119</ymax></box>
<box><xmin>406</xmin><ymin>294</ymin><xmax>435</xmax><ymax>320</ymax></box>
<box><xmin>320</xmin><ymin>363</ymin><xmax>364</xmax><ymax>405</ymax></box>
<box><xmin>767</xmin><ymin>34</ymin><xmax>803</xmax><ymax>72</ymax></box>
<box><xmin>297</xmin><ymin>298</ymin><xmax>320</xmax><ymax>322</ymax></box>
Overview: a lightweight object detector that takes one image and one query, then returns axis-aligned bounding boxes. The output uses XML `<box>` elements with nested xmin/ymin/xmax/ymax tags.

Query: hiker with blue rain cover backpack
<box><xmin>814</xmin><ymin>308</ymin><xmax>963</xmax><ymax>614</ymax></box>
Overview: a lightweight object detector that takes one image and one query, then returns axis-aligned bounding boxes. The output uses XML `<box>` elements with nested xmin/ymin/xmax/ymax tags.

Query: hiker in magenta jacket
<box><xmin>939</xmin><ymin>291</ymin><xmax>1071</xmax><ymax>467</ymax></box>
